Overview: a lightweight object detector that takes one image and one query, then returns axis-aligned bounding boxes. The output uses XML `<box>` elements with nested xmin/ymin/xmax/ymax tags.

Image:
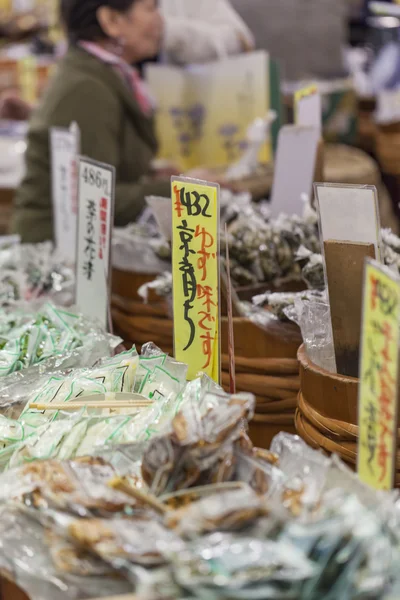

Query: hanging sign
<box><xmin>76</xmin><ymin>157</ymin><xmax>115</xmax><ymax>330</ymax></box>
<box><xmin>294</xmin><ymin>84</ymin><xmax>322</xmax><ymax>132</ymax></box>
<box><xmin>50</xmin><ymin>122</ymin><xmax>80</xmax><ymax>262</ymax></box>
<box><xmin>171</xmin><ymin>176</ymin><xmax>220</xmax><ymax>382</ymax></box>
<box><xmin>358</xmin><ymin>259</ymin><xmax>400</xmax><ymax>491</ymax></box>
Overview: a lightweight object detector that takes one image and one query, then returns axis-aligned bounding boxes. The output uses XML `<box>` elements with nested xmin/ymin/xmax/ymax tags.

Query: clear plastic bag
<box><xmin>165</xmin><ymin>484</ymin><xmax>268</xmax><ymax>537</ymax></box>
<box><xmin>284</xmin><ymin>293</ymin><xmax>336</xmax><ymax>372</ymax></box>
<box><xmin>0</xmin><ymin>508</ymin><xmax>133</xmax><ymax>600</ymax></box>
<box><xmin>0</xmin><ymin>242</ymin><xmax>75</xmax><ymax>308</ymax></box>
<box><xmin>141</xmin><ymin>391</ymin><xmax>255</xmax><ymax>496</ymax></box>
<box><xmin>112</xmin><ymin>223</ymin><xmax>171</xmax><ymax>274</ymax></box>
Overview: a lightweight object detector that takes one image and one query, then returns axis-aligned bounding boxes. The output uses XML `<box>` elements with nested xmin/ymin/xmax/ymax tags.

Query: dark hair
<box><xmin>60</xmin><ymin>0</ymin><xmax>137</xmax><ymax>42</ymax></box>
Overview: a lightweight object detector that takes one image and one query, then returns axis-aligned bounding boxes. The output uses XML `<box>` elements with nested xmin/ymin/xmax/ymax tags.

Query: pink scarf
<box><xmin>79</xmin><ymin>41</ymin><xmax>153</xmax><ymax>116</ymax></box>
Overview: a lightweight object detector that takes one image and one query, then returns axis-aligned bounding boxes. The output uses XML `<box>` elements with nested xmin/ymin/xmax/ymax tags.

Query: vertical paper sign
<box><xmin>50</xmin><ymin>123</ymin><xmax>80</xmax><ymax>262</ymax></box>
<box><xmin>270</xmin><ymin>125</ymin><xmax>320</xmax><ymax>217</ymax></box>
<box><xmin>172</xmin><ymin>176</ymin><xmax>220</xmax><ymax>382</ymax></box>
<box><xmin>76</xmin><ymin>157</ymin><xmax>115</xmax><ymax>330</ymax></box>
<box><xmin>294</xmin><ymin>84</ymin><xmax>322</xmax><ymax>132</ymax></box>
<box><xmin>358</xmin><ymin>259</ymin><xmax>400</xmax><ymax>491</ymax></box>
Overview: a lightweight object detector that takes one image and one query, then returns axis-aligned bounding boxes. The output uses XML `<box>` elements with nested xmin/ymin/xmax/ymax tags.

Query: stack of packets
<box><xmin>0</xmin><ymin>393</ymin><xmax>399</xmax><ymax>600</ymax></box>
<box><xmin>0</xmin><ymin>240</ymin><xmax>74</xmax><ymax>307</ymax></box>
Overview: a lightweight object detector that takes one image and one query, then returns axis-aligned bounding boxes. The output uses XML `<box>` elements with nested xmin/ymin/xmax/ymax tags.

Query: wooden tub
<box><xmin>296</xmin><ymin>344</ymin><xmax>368</xmax><ymax>471</ymax></box>
<box><xmin>112</xmin><ymin>276</ymin><xmax>302</xmax><ymax>450</ymax></box>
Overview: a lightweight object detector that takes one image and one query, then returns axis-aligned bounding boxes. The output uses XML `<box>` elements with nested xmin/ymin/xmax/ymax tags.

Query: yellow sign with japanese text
<box><xmin>358</xmin><ymin>259</ymin><xmax>400</xmax><ymax>490</ymax></box>
<box><xmin>172</xmin><ymin>177</ymin><xmax>220</xmax><ymax>382</ymax></box>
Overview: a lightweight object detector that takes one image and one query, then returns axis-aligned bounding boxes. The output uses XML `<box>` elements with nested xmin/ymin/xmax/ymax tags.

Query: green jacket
<box><xmin>12</xmin><ymin>46</ymin><xmax>170</xmax><ymax>243</ymax></box>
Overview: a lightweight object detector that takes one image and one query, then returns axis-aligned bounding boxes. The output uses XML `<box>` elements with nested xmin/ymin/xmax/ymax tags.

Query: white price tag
<box><xmin>50</xmin><ymin>123</ymin><xmax>80</xmax><ymax>262</ymax></box>
<box><xmin>76</xmin><ymin>157</ymin><xmax>115</xmax><ymax>330</ymax></box>
<box><xmin>295</xmin><ymin>85</ymin><xmax>322</xmax><ymax>132</ymax></box>
<box><xmin>270</xmin><ymin>125</ymin><xmax>320</xmax><ymax>217</ymax></box>
<box><xmin>314</xmin><ymin>183</ymin><xmax>381</xmax><ymax>260</ymax></box>
<box><xmin>145</xmin><ymin>195</ymin><xmax>172</xmax><ymax>241</ymax></box>
<box><xmin>13</xmin><ymin>0</ymin><xmax>34</xmax><ymax>12</ymax></box>
<box><xmin>376</xmin><ymin>90</ymin><xmax>400</xmax><ymax>124</ymax></box>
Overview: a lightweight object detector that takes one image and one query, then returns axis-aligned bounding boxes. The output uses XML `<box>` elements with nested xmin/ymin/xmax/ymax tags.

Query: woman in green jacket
<box><xmin>13</xmin><ymin>0</ymin><xmax>173</xmax><ymax>243</ymax></box>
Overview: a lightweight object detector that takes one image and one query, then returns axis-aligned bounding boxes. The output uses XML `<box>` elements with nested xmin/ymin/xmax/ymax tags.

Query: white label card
<box><xmin>296</xmin><ymin>86</ymin><xmax>322</xmax><ymax>132</ymax></box>
<box><xmin>145</xmin><ymin>195</ymin><xmax>172</xmax><ymax>241</ymax></box>
<box><xmin>270</xmin><ymin>125</ymin><xmax>320</xmax><ymax>217</ymax></box>
<box><xmin>376</xmin><ymin>90</ymin><xmax>400</xmax><ymax>124</ymax></box>
<box><xmin>50</xmin><ymin>124</ymin><xmax>80</xmax><ymax>262</ymax></box>
<box><xmin>314</xmin><ymin>183</ymin><xmax>381</xmax><ymax>260</ymax></box>
<box><xmin>76</xmin><ymin>157</ymin><xmax>115</xmax><ymax>330</ymax></box>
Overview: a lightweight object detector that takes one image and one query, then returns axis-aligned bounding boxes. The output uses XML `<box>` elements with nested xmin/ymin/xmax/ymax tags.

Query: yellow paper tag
<box><xmin>358</xmin><ymin>259</ymin><xmax>400</xmax><ymax>491</ymax></box>
<box><xmin>18</xmin><ymin>57</ymin><xmax>38</xmax><ymax>104</ymax></box>
<box><xmin>0</xmin><ymin>0</ymin><xmax>11</xmax><ymax>14</ymax></box>
<box><xmin>172</xmin><ymin>177</ymin><xmax>220</xmax><ymax>382</ymax></box>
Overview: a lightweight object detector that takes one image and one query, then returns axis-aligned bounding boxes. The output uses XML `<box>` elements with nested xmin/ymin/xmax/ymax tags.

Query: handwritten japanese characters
<box><xmin>76</xmin><ymin>157</ymin><xmax>115</xmax><ymax>330</ymax></box>
<box><xmin>358</xmin><ymin>260</ymin><xmax>400</xmax><ymax>490</ymax></box>
<box><xmin>172</xmin><ymin>177</ymin><xmax>220</xmax><ymax>382</ymax></box>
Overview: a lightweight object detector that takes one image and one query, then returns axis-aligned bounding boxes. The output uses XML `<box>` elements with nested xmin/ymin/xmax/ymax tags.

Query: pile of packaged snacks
<box><xmin>0</xmin><ymin>303</ymin><xmax>118</xmax><ymax>378</ymax></box>
<box><xmin>0</xmin><ymin>420</ymin><xmax>399</xmax><ymax>600</ymax></box>
<box><xmin>0</xmin><ymin>343</ymin><xmax>243</xmax><ymax>469</ymax></box>
<box><xmin>0</xmin><ymin>241</ymin><xmax>74</xmax><ymax>307</ymax></box>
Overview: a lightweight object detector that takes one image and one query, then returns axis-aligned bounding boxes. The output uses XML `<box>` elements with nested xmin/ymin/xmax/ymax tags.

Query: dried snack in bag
<box><xmin>142</xmin><ymin>392</ymin><xmax>255</xmax><ymax>495</ymax></box>
<box><xmin>68</xmin><ymin>516</ymin><xmax>182</xmax><ymax>568</ymax></box>
<box><xmin>45</xmin><ymin>529</ymin><xmax>114</xmax><ymax>577</ymax></box>
<box><xmin>171</xmin><ymin>532</ymin><xmax>316</xmax><ymax>599</ymax></box>
<box><xmin>166</xmin><ymin>485</ymin><xmax>269</xmax><ymax>537</ymax></box>
<box><xmin>3</xmin><ymin>457</ymin><xmax>139</xmax><ymax>516</ymax></box>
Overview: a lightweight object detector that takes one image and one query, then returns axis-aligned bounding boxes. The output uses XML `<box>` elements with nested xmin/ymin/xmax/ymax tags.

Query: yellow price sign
<box><xmin>17</xmin><ymin>57</ymin><xmax>38</xmax><ymax>104</ymax></box>
<box><xmin>358</xmin><ymin>259</ymin><xmax>400</xmax><ymax>490</ymax></box>
<box><xmin>171</xmin><ymin>176</ymin><xmax>220</xmax><ymax>382</ymax></box>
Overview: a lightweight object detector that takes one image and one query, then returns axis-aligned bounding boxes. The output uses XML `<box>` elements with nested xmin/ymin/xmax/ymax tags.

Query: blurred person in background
<box><xmin>231</xmin><ymin>0</ymin><xmax>363</xmax><ymax>80</ymax></box>
<box><xmin>13</xmin><ymin>0</ymin><xmax>175</xmax><ymax>243</ymax></box>
<box><xmin>160</xmin><ymin>0</ymin><xmax>254</xmax><ymax>64</ymax></box>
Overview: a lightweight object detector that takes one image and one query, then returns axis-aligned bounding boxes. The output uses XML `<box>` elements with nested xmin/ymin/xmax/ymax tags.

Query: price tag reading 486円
<box><xmin>76</xmin><ymin>157</ymin><xmax>115</xmax><ymax>330</ymax></box>
<box><xmin>171</xmin><ymin>177</ymin><xmax>220</xmax><ymax>382</ymax></box>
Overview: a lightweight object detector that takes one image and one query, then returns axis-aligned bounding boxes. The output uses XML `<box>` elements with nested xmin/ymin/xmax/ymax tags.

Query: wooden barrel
<box><xmin>296</xmin><ymin>345</ymin><xmax>387</xmax><ymax>475</ymax></box>
<box><xmin>112</xmin><ymin>284</ymin><xmax>302</xmax><ymax>450</ymax></box>
<box><xmin>324</xmin><ymin>143</ymin><xmax>398</xmax><ymax>233</ymax></box>
<box><xmin>375</xmin><ymin>122</ymin><xmax>400</xmax><ymax>176</ymax></box>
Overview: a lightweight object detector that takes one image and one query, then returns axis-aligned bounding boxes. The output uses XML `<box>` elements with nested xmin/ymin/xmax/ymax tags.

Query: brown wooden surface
<box><xmin>297</xmin><ymin>345</ymin><xmax>400</xmax><ymax>478</ymax></box>
<box><xmin>298</xmin><ymin>344</ymin><xmax>359</xmax><ymax>425</ymax></box>
<box><xmin>324</xmin><ymin>239</ymin><xmax>375</xmax><ymax>377</ymax></box>
<box><xmin>0</xmin><ymin>188</ymin><xmax>14</xmax><ymax>235</ymax></box>
<box><xmin>0</xmin><ymin>578</ymin><xmax>29</xmax><ymax>600</ymax></box>
<box><xmin>376</xmin><ymin>122</ymin><xmax>400</xmax><ymax>176</ymax></box>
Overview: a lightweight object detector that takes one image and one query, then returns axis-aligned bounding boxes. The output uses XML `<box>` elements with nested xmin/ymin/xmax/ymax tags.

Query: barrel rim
<box><xmin>297</xmin><ymin>344</ymin><xmax>359</xmax><ymax>385</ymax></box>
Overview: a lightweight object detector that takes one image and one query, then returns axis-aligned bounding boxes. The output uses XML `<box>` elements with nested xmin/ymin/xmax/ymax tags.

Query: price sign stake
<box><xmin>76</xmin><ymin>157</ymin><xmax>115</xmax><ymax>330</ymax></box>
<box><xmin>358</xmin><ymin>259</ymin><xmax>400</xmax><ymax>491</ymax></box>
<box><xmin>172</xmin><ymin>176</ymin><xmax>220</xmax><ymax>382</ymax></box>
